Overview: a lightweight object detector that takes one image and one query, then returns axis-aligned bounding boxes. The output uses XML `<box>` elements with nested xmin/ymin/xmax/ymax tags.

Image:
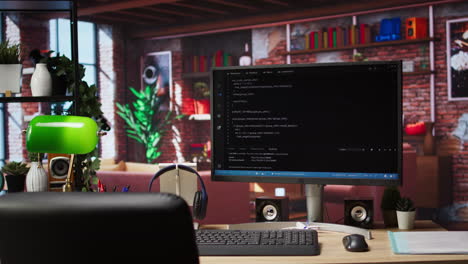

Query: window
<box><xmin>50</xmin><ymin>19</ymin><xmax>97</xmax><ymax>85</ymax></box>
<box><xmin>49</xmin><ymin>19</ymin><xmax>97</xmax><ymax>114</ymax></box>
<box><xmin>0</xmin><ymin>12</ymin><xmax>5</xmax><ymax>166</ymax></box>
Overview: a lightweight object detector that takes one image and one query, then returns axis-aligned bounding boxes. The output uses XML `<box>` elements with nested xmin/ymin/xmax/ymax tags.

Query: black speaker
<box><xmin>255</xmin><ymin>196</ymin><xmax>289</xmax><ymax>222</ymax></box>
<box><xmin>344</xmin><ymin>199</ymin><xmax>373</xmax><ymax>229</ymax></box>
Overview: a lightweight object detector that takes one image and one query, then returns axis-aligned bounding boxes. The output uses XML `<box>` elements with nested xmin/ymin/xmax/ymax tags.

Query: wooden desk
<box><xmin>200</xmin><ymin>221</ymin><xmax>468</xmax><ymax>264</ymax></box>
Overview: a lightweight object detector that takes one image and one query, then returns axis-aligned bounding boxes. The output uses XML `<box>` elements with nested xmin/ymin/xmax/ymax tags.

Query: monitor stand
<box><xmin>227</xmin><ymin>184</ymin><xmax>373</xmax><ymax>239</ymax></box>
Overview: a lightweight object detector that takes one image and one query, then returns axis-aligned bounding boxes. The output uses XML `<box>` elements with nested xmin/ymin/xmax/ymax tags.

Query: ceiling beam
<box><xmin>116</xmin><ymin>10</ymin><xmax>175</xmax><ymax>23</ymax></box>
<box><xmin>130</xmin><ymin>0</ymin><xmax>436</xmax><ymax>39</ymax></box>
<box><xmin>97</xmin><ymin>14</ymin><xmax>154</xmax><ymax>25</ymax></box>
<box><xmin>146</xmin><ymin>6</ymin><xmax>203</xmax><ymax>18</ymax></box>
<box><xmin>260</xmin><ymin>0</ymin><xmax>289</xmax><ymax>7</ymax></box>
<box><xmin>204</xmin><ymin>0</ymin><xmax>259</xmax><ymax>11</ymax></box>
<box><xmin>169</xmin><ymin>2</ymin><xmax>229</xmax><ymax>15</ymax></box>
<box><xmin>78</xmin><ymin>0</ymin><xmax>180</xmax><ymax>16</ymax></box>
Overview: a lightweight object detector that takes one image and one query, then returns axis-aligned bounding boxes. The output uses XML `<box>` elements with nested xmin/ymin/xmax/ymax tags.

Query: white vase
<box><xmin>0</xmin><ymin>64</ymin><xmax>22</xmax><ymax>93</ymax></box>
<box><xmin>30</xmin><ymin>63</ymin><xmax>52</xmax><ymax>96</ymax></box>
<box><xmin>26</xmin><ymin>162</ymin><xmax>48</xmax><ymax>192</ymax></box>
<box><xmin>397</xmin><ymin>210</ymin><xmax>416</xmax><ymax>230</ymax></box>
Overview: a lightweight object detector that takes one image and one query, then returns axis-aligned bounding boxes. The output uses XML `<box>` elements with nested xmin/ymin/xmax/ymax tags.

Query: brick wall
<box><xmin>121</xmin><ymin>38</ymin><xmax>208</xmax><ymax>163</ymax></box>
<box><xmin>434</xmin><ymin>16</ymin><xmax>468</xmax><ymax>207</ymax></box>
<box><xmin>252</xmin><ymin>7</ymin><xmax>468</xmax><ymax>219</ymax></box>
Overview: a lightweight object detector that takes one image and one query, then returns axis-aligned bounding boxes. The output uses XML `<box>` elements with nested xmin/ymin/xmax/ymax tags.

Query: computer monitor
<box><xmin>0</xmin><ymin>192</ymin><xmax>199</xmax><ymax>264</ymax></box>
<box><xmin>211</xmin><ymin>61</ymin><xmax>402</xmax><ymax>222</ymax></box>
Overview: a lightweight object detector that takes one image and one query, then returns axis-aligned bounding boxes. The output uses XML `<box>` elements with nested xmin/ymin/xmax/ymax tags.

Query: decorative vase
<box><xmin>397</xmin><ymin>210</ymin><xmax>416</xmax><ymax>230</ymax></box>
<box><xmin>5</xmin><ymin>174</ymin><xmax>26</xmax><ymax>192</ymax></box>
<box><xmin>382</xmin><ymin>209</ymin><xmax>398</xmax><ymax>228</ymax></box>
<box><xmin>0</xmin><ymin>64</ymin><xmax>22</xmax><ymax>94</ymax></box>
<box><xmin>26</xmin><ymin>162</ymin><xmax>48</xmax><ymax>192</ymax></box>
<box><xmin>31</xmin><ymin>63</ymin><xmax>52</xmax><ymax>96</ymax></box>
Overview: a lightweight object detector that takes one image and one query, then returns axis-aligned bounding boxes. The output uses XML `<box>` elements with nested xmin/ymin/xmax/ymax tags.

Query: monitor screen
<box><xmin>211</xmin><ymin>61</ymin><xmax>402</xmax><ymax>186</ymax></box>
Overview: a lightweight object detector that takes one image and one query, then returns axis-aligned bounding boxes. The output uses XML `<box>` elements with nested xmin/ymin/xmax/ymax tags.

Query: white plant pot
<box><xmin>31</xmin><ymin>63</ymin><xmax>52</xmax><ymax>96</ymax></box>
<box><xmin>0</xmin><ymin>64</ymin><xmax>22</xmax><ymax>93</ymax></box>
<box><xmin>26</xmin><ymin>162</ymin><xmax>48</xmax><ymax>192</ymax></box>
<box><xmin>397</xmin><ymin>210</ymin><xmax>416</xmax><ymax>230</ymax></box>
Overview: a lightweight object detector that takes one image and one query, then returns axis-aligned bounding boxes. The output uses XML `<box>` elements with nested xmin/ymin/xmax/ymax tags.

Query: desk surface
<box><xmin>200</xmin><ymin>221</ymin><xmax>468</xmax><ymax>264</ymax></box>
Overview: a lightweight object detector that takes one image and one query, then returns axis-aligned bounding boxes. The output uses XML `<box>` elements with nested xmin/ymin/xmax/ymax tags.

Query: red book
<box><xmin>215</xmin><ymin>50</ymin><xmax>223</xmax><ymax>67</ymax></box>
<box><xmin>317</xmin><ymin>29</ymin><xmax>323</xmax><ymax>49</ymax></box>
<box><xmin>365</xmin><ymin>26</ymin><xmax>371</xmax><ymax>43</ymax></box>
<box><xmin>336</xmin><ymin>27</ymin><xmax>344</xmax><ymax>47</ymax></box>
<box><xmin>359</xmin><ymin>24</ymin><xmax>368</xmax><ymax>44</ymax></box>
<box><xmin>309</xmin><ymin>31</ymin><xmax>315</xmax><ymax>49</ymax></box>
<box><xmin>328</xmin><ymin>27</ymin><xmax>334</xmax><ymax>48</ymax></box>
<box><xmin>199</xmin><ymin>56</ymin><xmax>206</xmax><ymax>72</ymax></box>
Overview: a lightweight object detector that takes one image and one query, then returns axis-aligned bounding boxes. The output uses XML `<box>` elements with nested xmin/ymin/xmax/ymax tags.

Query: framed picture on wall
<box><xmin>447</xmin><ymin>18</ymin><xmax>468</xmax><ymax>100</ymax></box>
<box><xmin>141</xmin><ymin>51</ymin><xmax>172</xmax><ymax>109</ymax></box>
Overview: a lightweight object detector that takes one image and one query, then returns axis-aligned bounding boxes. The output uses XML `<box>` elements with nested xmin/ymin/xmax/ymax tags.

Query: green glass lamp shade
<box><xmin>26</xmin><ymin>115</ymin><xmax>98</xmax><ymax>154</ymax></box>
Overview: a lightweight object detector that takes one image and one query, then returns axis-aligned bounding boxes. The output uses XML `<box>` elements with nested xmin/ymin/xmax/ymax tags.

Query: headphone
<box><xmin>148</xmin><ymin>164</ymin><xmax>208</xmax><ymax>220</ymax></box>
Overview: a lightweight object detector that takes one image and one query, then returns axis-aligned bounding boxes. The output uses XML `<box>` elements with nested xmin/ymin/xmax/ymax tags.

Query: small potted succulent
<box><xmin>1</xmin><ymin>161</ymin><xmax>29</xmax><ymax>192</ymax></box>
<box><xmin>0</xmin><ymin>40</ymin><xmax>22</xmax><ymax>94</ymax></box>
<box><xmin>396</xmin><ymin>197</ymin><xmax>416</xmax><ymax>230</ymax></box>
<box><xmin>380</xmin><ymin>186</ymin><xmax>401</xmax><ymax>227</ymax></box>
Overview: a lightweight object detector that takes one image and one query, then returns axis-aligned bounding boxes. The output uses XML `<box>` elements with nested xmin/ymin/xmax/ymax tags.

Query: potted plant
<box><xmin>26</xmin><ymin>152</ymin><xmax>48</xmax><ymax>192</ymax></box>
<box><xmin>396</xmin><ymin>197</ymin><xmax>416</xmax><ymax>230</ymax></box>
<box><xmin>0</xmin><ymin>40</ymin><xmax>22</xmax><ymax>95</ymax></box>
<box><xmin>380</xmin><ymin>186</ymin><xmax>401</xmax><ymax>227</ymax></box>
<box><xmin>1</xmin><ymin>161</ymin><xmax>29</xmax><ymax>192</ymax></box>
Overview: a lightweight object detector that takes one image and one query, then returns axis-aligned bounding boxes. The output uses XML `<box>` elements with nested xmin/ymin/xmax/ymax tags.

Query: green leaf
<box><xmin>91</xmin><ymin>176</ymin><xmax>99</xmax><ymax>185</ymax></box>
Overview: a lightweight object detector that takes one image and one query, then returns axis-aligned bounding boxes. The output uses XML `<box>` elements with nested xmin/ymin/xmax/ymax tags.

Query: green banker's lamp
<box><xmin>25</xmin><ymin>115</ymin><xmax>101</xmax><ymax>192</ymax></box>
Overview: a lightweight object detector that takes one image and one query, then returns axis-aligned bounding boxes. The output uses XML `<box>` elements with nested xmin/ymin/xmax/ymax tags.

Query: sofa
<box><xmin>96</xmin><ymin>161</ymin><xmax>250</xmax><ymax>225</ymax></box>
<box><xmin>97</xmin><ymin>146</ymin><xmax>417</xmax><ymax>225</ymax></box>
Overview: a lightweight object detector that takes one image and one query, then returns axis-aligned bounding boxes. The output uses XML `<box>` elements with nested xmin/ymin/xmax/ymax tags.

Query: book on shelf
<box><xmin>343</xmin><ymin>27</ymin><xmax>348</xmax><ymax>46</ymax></box>
<box><xmin>349</xmin><ymin>25</ymin><xmax>354</xmax><ymax>45</ymax></box>
<box><xmin>336</xmin><ymin>27</ymin><xmax>344</xmax><ymax>47</ymax></box>
<box><xmin>305</xmin><ymin>33</ymin><xmax>310</xmax><ymax>49</ymax></box>
<box><xmin>332</xmin><ymin>29</ymin><xmax>337</xmax><ymax>47</ymax></box>
<box><xmin>359</xmin><ymin>24</ymin><xmax>370</xmax><ymax>44</ymax></box>
<box><xmin>328</xmin><ymin>27</ymin><xmax>334</xmax><ymax>48</ymax></box>
<box><xmin>199</xmin><ymin>56</ymin><xmax>206</xmax><ymax>73</ymax></box>
<box><xmin>317</xmin><ymin>30</ymin><xmax>323</xmax><ymax>49</ymax></box>
<box><xmin>223</xmin><ymin>53</ymin><xmax>229</xmax><ymax>66</ymax></box>
<box><xmin>314</xmin><ymin>32</ymin><xmax>319</xmax><ymax>49</ymax></box>
<box><xmin>215</xmin><ymin>50</ymin><xmax>223</xmax><ymax>67</ymax></box>
<box><xmin>323</xmin><ymin>31</ymin><xmax>328</xmax><ymax>49</ymax></box>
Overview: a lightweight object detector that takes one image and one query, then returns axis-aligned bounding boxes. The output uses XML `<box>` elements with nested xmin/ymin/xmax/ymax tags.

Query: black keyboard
<box><xmin>196</xmin><ymin>229</ymin><xmax>319</xmax><ymax>256</ymax></box>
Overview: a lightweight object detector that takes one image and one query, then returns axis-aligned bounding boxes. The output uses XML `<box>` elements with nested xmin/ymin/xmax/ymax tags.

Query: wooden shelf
<box><xmin>0</xmin><ymin>96</ymin><xmax>74</xmax><ymax>103</ymax></box>
<box><xmin>280</xmin><ymin>37</ymin><xmax>439</xmax><ymax>56</ymax></box>
<box><xmin>403</xmin><ymin>70</ymin><xmax>435</xmax><ymax>76</ymax></box>
<box><xmin>182</xmin><ymin>72</ymin><xmax>210</xmax><ymax>79</ymax></box>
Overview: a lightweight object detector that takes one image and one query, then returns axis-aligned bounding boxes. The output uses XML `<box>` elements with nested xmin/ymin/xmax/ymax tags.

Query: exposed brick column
<box><xmin>4</xmin><ymin>14</ymin><xmax>23</xmax><ymax>161</ymax></box>
<box><xmin>97</xmin><ymin>24</ymin><xmax>117</xmax><ymax>160</ymax></box>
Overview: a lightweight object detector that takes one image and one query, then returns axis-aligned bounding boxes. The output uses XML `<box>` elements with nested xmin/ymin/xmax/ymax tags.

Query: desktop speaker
<box><xmin>344</xmin><ymin>199</ymin><xmax>373</xmax><ymax>229</ymax></box>
<box><xmin>255</xmin><ymin>196</ymin><xmax>289</xmax><ymax>222</ymax></box>
<box><xmin>406</xmin><ymin>17</ymin><xmax>428</xmax><ymax>40</ymax></box>
<box><xmin>48</xmin><ymin>153</ymin><xmax>73</xmax><ymax>191</ymax></box>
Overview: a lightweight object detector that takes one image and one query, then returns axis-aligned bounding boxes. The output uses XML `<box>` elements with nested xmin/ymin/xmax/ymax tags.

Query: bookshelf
<box><xmin>280</xmin><ymin>37</ymin><xmax>439</xmax><ymax>56</ymax></box>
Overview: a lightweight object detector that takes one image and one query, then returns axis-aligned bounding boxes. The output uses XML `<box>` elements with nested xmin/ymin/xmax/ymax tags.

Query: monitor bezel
<box><xmin>210</xmin><ymin>61</ymin><xmax>402</xmax><ymax>187</ymax></box>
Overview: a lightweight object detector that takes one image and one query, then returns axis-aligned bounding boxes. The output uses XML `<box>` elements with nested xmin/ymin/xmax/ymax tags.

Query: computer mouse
<box><xmin>342</xmin><ymin>234</ymin><xmax>369</xmax><ymax>252</ymax></box>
